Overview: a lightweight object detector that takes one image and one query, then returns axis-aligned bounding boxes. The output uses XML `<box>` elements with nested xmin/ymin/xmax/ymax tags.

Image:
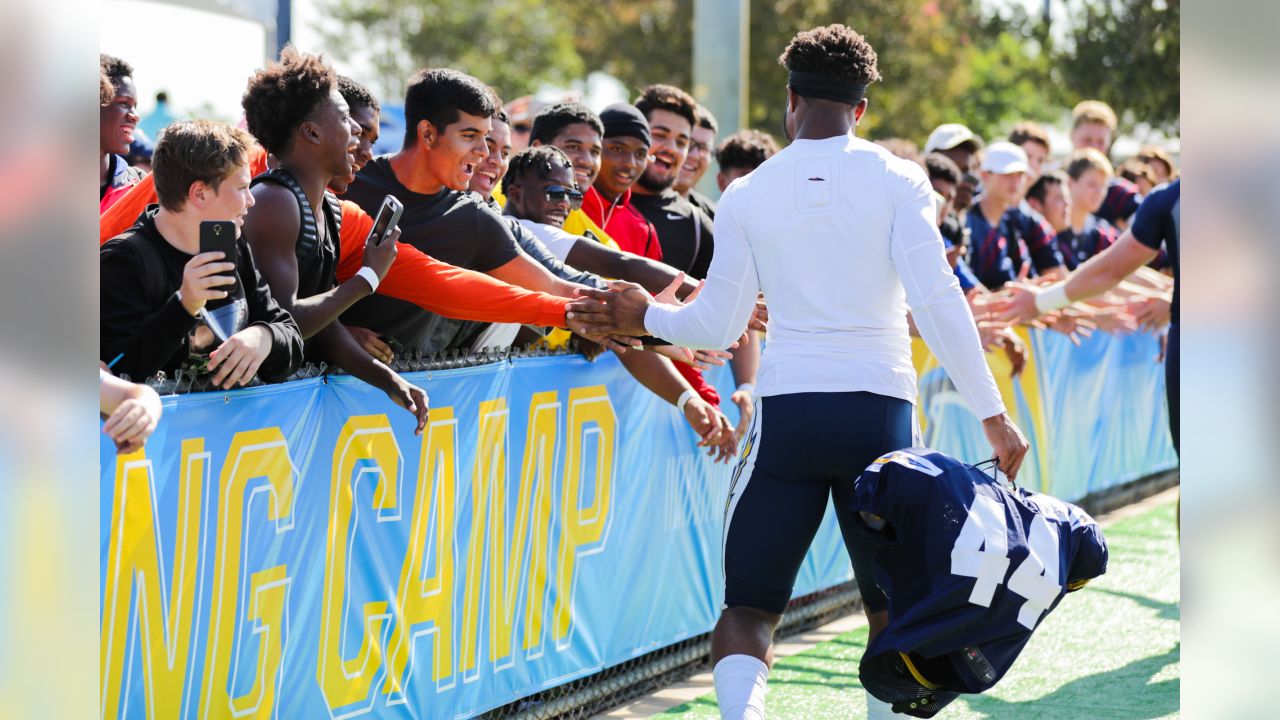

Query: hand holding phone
<box><xmin>362</xmin><ymin>195</ymin><xmax>403</xmax><ymax>282</ymax></box>
<box><xmin>367</xmin><ymin>195</ymin><xmax>404</xmax><ymax>247</ymax></box>
<box><xmin>198</xmin><ymin>220</ymin><xmax>240</xmax><ymax>304</ymax></box>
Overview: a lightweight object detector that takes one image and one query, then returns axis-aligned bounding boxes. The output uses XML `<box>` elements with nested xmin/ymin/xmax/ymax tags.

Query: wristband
<box><xmin>1034</xmin><ymin>283</ymin><xmax>1071</xmax><ymax>314</ymax></box>
<box><xmin>676</xmin><ymin>389</ymin><xmax>696</xmax><ymax>413</ymax></box>
<box><xmin>355</xmin><ymin>266</ymin><xmax>381</xmax><ymax>294</ymax></box>
<box><xmin>735</xmin><ymin>382</ymin><xmax>756</xmax><ymax>398</ymax></box>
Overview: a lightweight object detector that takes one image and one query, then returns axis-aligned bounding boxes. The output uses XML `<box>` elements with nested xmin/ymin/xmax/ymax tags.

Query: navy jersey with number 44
<box><xmin>851</xmin><ymin>448</ymin><xmax>1108</xmax><ymax>717</ymax></box>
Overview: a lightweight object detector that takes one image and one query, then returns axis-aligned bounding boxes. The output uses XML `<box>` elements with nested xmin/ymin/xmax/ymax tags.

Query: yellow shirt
<box><xmin>492</xmin><ymin>182</ymin><xmax>622</xmax><ymax>349</ymax></box>
<box><xmin>493</xmin><ymin>182</ymin><xmax>622</xmax><ymax>251</ymax></box>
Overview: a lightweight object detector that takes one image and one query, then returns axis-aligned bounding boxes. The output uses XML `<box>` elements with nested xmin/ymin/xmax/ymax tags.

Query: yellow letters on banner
<box><xmin>383</xmin><ymin>407</ymin><xmax>458</xmax><ymax>695</ymax></box>
<box><xmin>198</xmin><ymin>428</ymin><xmax>295</xmax><ymax>719</ymax></box>
<box><xmin>317</xmin><ymin>415</ymin><xmax>400</xmax><ymax>712</ymax></box>
<box><xmin>460</xmin><ymin>399</ymin><xmax>509</xmax><ymax>676</ymax></box>
<box><xmin>101</xmin><ymin>440</ymin><xmax>206</xmax><ymax>720</ymax></box>
<box><xmin>554</xmin><ymin>386</ymin><xmax>615</xmax><ymax>644</ymax></box>
<box><xmin>493</xmin><ymin>391</ymin><xmax>559</xmax><ymax>663</ymax></box>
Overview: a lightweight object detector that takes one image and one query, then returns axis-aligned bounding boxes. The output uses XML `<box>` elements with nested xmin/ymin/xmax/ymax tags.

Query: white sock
<box><xmin>866</xmin><ymin>691</ymin><xmax>897</xmax><ymax>719</ymax></box>
<box><xmin>713</xmin><ymin>654</ymin><xmax>769</xmax><ymax>720</ymax></box>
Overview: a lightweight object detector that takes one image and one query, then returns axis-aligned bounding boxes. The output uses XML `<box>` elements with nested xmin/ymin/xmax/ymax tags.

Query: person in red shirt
<box><xmin>581</xmin><ymin>103</ymin><xmax>664</xmax><ymax>261</ymax></box>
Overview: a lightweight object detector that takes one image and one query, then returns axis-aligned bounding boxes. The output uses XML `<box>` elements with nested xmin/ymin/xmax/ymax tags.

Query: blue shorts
<box><xmin>722</xmin><ymin>391</ymin><xmax>916</xmax><ymax>614</ymax></box>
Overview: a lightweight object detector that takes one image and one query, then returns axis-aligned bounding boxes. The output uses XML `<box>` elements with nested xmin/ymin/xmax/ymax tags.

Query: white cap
<box><xmin>923</xmin><ymin>123</ymin><xmax>982</xmax><ymax>154</ymax></box>
<box><xmin>980</xmin><ymin>141</ymin><xmax>1030</xmax><ymax>175</ymax></box>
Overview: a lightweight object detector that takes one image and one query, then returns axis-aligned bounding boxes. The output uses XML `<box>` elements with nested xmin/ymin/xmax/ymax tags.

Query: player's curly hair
<box><xmin>337</xmin><ymin>75</ymin><xmax>379</xmax><ymax>114</ymax></box>
<box><xmin>635</xmin><ymin>84</ymin><xmax>698</xmax><ymax>129</ymax></box>
<box><xmin>241</xmin><ymin>45</ymin><xmax>336</xmax><ymax>155</ymax></box>
<box><xmin>714</xmin><ymin>129</ymin><xmax>779</xmax><ymax>173</ymax></box>
<box><xmin>778</xmin><ymin>24</ymin><xmax>882</xmax><ymax>89</ymax></box>
<box><xmin>100</xmin><ymin>54</ymin><xmax>133</xmax><ymax>86</ymax></box>
<box><xmin>505</xmin><ymin>145</ymin><xmax>574</xmax><ymax>189</ymax></box>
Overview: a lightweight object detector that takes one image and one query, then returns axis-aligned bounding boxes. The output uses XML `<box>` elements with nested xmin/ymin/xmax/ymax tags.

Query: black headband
<box><xmin>788</xmin><ymin>70</ymin><xmax>867</xmax><ymax>106</ymax></box>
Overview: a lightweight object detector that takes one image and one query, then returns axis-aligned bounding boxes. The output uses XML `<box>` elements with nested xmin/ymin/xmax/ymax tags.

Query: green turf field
<box><xmin>656</xmin><ymin>497</ymin><xmax>1180</xmax><ymax>719</ymax></box>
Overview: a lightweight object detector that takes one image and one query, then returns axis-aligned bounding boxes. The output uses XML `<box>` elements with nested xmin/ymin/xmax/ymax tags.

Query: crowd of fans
<box><xmin>98</xmin><ymin>47</ymin><xmax>1177</xmax><ymax>455</ymax></box>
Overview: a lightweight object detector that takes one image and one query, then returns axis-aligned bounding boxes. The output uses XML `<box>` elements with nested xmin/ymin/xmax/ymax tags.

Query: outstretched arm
<box><xmin>245</xmin><ymin>185</ymin><xmax>394</xmax><ymax>339</ymax></box>
<box><xmin>335</xmin><ymin>201</ymin><xmax>571</xmax><ymax>328</ymax></box>
<box><xmin>565</xmin><ymin>239</ymin><xmax>700</xmax><ymax>299</ymax></box>
<box><xmin>996</xmin><ymin>229</ymin><xmax>1159</xmax><ymax>325</ymax></box>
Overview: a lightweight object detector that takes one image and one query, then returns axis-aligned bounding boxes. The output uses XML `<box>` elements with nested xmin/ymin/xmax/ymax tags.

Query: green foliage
<box><xmin>567</xmin><ymin>0</ymin><xmax>692</xmax><ymax>97</ymax></box>
<box><xmin>1057</xmin><ymin>0</ymin><xmax>1180</xmax><ymax>133</ymax></box>
<box><xmin>960</xmin><ymin>13</ymin><xmax>1063</xmax><ymax>141</ymax></box>
<box><xmin>316</xmin><ymin>0</ymin><xmax>586</xmax><ymax>104</ymax></box>
<box><xmin>312</xmin><ymin>0</ymin><xmax>1177</xmax><ymax>144</ymax></box>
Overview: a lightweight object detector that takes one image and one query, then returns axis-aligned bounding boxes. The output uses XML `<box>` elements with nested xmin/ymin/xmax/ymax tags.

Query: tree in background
<box><xmin>316</xmin><ymin>0</ymin><xmax>586</xmax><ymax>102</ymax></box>
<box><xmin>315</xmin><ymin>0</ymin><xmax>1176</xmax><ymax>148</ymax></box>
<box><xmin>1057</xmin><ymin>0</ymin><xmax>1179</xmax><ymax>134</ymax></box>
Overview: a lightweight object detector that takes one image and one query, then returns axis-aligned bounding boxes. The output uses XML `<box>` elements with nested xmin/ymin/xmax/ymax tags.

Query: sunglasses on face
<box><xmin>544</xmin><ymin>185</ymin><xmax>584</xmax><ymax>209</ymax></box>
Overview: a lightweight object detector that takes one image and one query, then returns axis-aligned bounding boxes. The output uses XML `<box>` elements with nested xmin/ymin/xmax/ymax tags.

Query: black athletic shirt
<box><xmin>339</xmin><ymin>157</ymin><xmax>524</xmax><ymax>354</ymax></box>
<box><xmin>631</xmin><ymin>189</ymin><xmax>715</xmax><ymax>279</ymax></box>
<box><xmin>688</xmin><ymin>189</ymin><xmax>718</xmax><ymax>220</ymax></box>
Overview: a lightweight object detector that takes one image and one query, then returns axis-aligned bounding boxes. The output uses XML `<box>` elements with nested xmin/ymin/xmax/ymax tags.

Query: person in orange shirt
<box><xmin>100</xmin><ymin>54</ymin><xmax>146</xmax><ymax>214</ymax></box>
<box><xmin>97</xmin><ymin>90</ymin><xmax>613</xmax><ymax>345</ymax></box>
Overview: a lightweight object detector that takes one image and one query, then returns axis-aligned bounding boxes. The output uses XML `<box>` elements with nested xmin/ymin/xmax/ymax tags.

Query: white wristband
<box><xmin>735</xmin><ymin>382</ymin><xmax>756</xmax><ymax>398</ymax></box>
<box><xmin>354</xmin><ymin>266</ymin><xmax>381</xmax><ymax>294</ymax></box>
<box><xmin>1034</xmin><ymin>283</ymin><xmax>1071</xmax><ymax>314</ymax></box>
<box><xmin>676</xmin><ymin>389</ymin><xmax>696</xmax><ymax>413</ymax></box>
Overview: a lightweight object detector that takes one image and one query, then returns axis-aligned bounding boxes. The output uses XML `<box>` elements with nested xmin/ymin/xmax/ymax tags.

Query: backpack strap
<box><xmin>251</xmin><ymin>168</ymin><xmax>339</xmax><ymax>296</ymax></box>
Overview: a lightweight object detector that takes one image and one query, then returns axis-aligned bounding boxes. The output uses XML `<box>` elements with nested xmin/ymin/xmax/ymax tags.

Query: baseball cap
<box><xmin>980</xmin><ymin>141</ymin><xmax>1030</xmax><ymax>175</ymax></box>
<box><xmin>923</xmin><ymin>124</ymin><xmax>982</xmax><ymax>154</ymax></box>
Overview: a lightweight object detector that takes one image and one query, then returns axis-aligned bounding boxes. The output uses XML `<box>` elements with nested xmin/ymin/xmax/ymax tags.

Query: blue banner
<box><xmin>100</xmin><ymin>330</ymin><xmax>1175</xmax><ymax>719</ymax></box>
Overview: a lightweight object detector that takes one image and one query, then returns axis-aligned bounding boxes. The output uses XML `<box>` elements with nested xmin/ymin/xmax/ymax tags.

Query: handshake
<box><xmin>564</xmin><ymin>273</ymin><xmax>768</xmax><ymax>353</ymax></box>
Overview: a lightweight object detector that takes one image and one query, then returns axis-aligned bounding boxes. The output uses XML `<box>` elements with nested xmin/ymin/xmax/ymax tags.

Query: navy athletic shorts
<box><xmin>722</xmin><ymin>391</ymin><xmax>916</xmax><ymax>615</ymax></box>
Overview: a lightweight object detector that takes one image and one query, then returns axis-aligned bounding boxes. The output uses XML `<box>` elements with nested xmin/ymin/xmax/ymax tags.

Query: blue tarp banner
<box><xmin>100</xmin><ymin>330</ymin><xmax>1175</xmax><ymax>719</ymax></box>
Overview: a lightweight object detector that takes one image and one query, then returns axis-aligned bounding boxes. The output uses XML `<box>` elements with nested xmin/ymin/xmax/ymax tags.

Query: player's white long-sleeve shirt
<box><xmin>644</xmin><ymin>133</ymin><xmax>1005</xmax><ymax>419</ymax></box>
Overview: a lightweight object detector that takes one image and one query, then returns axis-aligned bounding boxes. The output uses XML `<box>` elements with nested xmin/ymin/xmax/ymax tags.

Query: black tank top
<box><xmin>250</xmin><ymin>168</ymin><xmax>343</xmax><ymax>299</ymax></box>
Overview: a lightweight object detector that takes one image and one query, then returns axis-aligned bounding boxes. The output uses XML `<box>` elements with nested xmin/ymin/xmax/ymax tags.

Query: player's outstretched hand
<box><xmin>567</xmin><ymin>281</ymin><xmax>652</xmax><ymax>337</ymax></box>
<box><xmin>982</xmin><ymin>412</ymin><xmax>1029</xmax><ymax>481</ymax></box>
<box><xmin>991</xmin><ymin>283</ymin><xmax>1043</xmax><ymax>326</ymax></box>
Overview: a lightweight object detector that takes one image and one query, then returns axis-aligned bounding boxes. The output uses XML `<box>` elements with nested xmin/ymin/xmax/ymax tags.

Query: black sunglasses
<box><xmin>545</xmin><ymin>185</ymin><xmax>584</xmax><ymax>209</ymax></box>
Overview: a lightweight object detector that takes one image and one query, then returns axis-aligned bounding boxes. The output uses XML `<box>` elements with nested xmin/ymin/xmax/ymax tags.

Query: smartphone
<box><xmin>367</xmin><ymin>195</ymin><xmax>404</xmax><ymax>247</ymax></box>
<box><xmin>199</xmin><ymin>220</ymin><xmax>239</xmax><ymax>302</ymax></box>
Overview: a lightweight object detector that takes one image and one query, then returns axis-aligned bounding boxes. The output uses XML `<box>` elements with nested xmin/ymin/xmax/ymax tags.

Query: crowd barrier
<box><xmin>100</xmin><ymin>328</ymin><xmax>1176</xmax><ymax>719</ymax></box>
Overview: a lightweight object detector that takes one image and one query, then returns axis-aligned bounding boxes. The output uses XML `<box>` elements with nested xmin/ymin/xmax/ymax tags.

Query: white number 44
<box><xmin>950</xmin><ymin>494</ymin><xmax>1063</xmax><ymax>630</ymax></box>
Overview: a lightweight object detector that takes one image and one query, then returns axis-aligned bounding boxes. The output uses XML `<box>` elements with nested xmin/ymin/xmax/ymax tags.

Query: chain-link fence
<box><xmin>128</xmin><ymin>341</ymin><xmax>1177</xmax><ymax>720</ymax></box>
<box><xmin>480</xmin><ymin>581</ymin><xmax>866</xmax><ymax>720</ymax></box>
<box><xmin>129</xmin><ymin>343</ymin><xmax>580</xmax><ymax>394</ymax></box>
